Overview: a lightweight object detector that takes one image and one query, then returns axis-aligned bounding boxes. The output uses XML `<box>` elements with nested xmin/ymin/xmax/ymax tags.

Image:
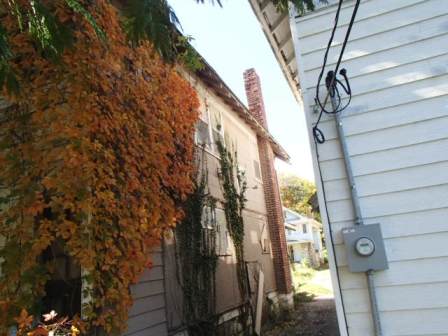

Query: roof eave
<box><xmin>195</xmin><ymin>58</ymin><xmax>290</xmax><ymax>162</ymax></box>
<box><xmin>248</xmin><ymin>0</ymin><xmax>301</xmax><ymax>103</ymax></box>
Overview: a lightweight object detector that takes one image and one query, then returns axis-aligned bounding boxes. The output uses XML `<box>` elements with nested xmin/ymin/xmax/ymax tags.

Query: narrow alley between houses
<box><xmin>263</xmin><ymin>269</ymin><xmax>340</xmax><ymax>336</ymax></box>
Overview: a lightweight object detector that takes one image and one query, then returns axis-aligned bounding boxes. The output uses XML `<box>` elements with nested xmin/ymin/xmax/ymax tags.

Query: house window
<box><xmin>202</xmin><ymin>205</ymin><xmax>216</xmax><ymax>230</ymax></box>
<box><xmin>195</xmin><ymin>100</ymin><xmax>212</xmax><ymax>148</ymax></box>
<box><xmin>253</xmin><ymin>160</ymin><xmax>261</xmax><ymax>180</ymax></box>
<box><xmin>41</xmin><ymin>240</ymin><xmax>81</xmax><ymax>318</ymax></box>
<box><xmin>196</xmin><ymin>119</ymin><xmax>211</xmax><ymax>147</ymax></box>
<box><xmin>302</xmin><ymin>224</ymin><xmax>308</xmax><ymax>234</ymax></box>
<box><xmin>215</xmin><ymin>208</ymin><xmax>231</xmax><ymax>255</ymax></box>
<box><xmin>263</xmin><ymin>238</ymin><xmax>270</xmax><ymax>253</ymax></box>
<box><xmin>210</xmin><ymin>111</ymin><xmax>224</xmax><ymax>154</ymax></box>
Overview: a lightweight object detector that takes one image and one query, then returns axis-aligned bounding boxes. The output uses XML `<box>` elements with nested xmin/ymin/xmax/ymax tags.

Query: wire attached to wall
<box><xmin>312</xmin><ymin>0</ymin><xmax>361</xmax><ymax>144</ymax></box>
<box><xmin>309</xmin><ymin>1</ymin><xmax>363</xmax><ymax>334</ymax></box>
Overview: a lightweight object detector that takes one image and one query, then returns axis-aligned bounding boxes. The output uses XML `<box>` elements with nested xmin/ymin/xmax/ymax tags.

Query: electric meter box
<box><xmin>342</xmin><ymin>223</ymin><xmax>388</xmax><ymax>273</ymax></box>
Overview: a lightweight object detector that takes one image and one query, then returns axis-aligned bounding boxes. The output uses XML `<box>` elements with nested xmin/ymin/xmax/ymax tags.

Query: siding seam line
<box><xmin>305</xmin><ymin>51</ymin><xmax>448</xmax><ymax>90</ymax></box>
<box><xmin>308</xmin><ymin>72</ymin><xmax>448</xmax><ymax>109</ymax></box>
<box><xmin>302</xmin><ymin>12</ymin><xmax>448</xmax><ymax>56</ymax></box>
<box><xmin>322</xmin><ymin>159</ymin><xmax>448</xmax><ymax>183</ymax></box>
<box><xmin>302</xmin><ymin>31</ymin><xmax>448</xmax><ymax>72</ymax></box>
<box><xmin>297</xmin><ymin>0</ymin><xmax>429</xmax><ymax>37</ymax></box>
<box><xmin>319</xmin><ymin>136</ymin><xmax>448</xmax><ymax>163</ymax></box>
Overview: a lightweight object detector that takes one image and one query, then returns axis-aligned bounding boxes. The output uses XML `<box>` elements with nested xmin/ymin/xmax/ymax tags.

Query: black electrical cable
<box><xmin>309</xmin><ymin>2</ymin><xmax>363</xmax><ymax>334</ymax></box>
<box><xmin>313</xmin><ymin>139</ymin><xmax>350</xmax><ymax>335</ymax></box>
<box><xmin>312</xmin><ymin>0</ymin><xmax>361</xmax><ymax>144</ymax></box>
<box><xmin>314</xmin><ymin>0</ymin><xmax>344</xmax><ymax>114</ymax></box>
<box><xmin>313</xmin><ymin>71</ymin><xmax>349</xmax><ymax>144</ymax></box>
<box><xmin>333</xmin><ymin>0</ymin><xmax>362</xmax><ymax>76</ymax></box>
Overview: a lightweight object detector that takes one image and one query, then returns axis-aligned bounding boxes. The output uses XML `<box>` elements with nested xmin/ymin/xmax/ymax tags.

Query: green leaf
<box><xmin>27</xmin><ymin>0</ymin><xmax>73</xmax><ymax>58</ymax></box>
<box><xmin>124</xmin><ymin>0</ymin><xmax>180</xmax><ymax>62</ymax></box>
<box><xmin>273</xmin><ymin>0</ymin><xmax>326</xmax><ymax>15</ymax></box>
<box><xmin>0</xmin><ymin>23</ymin><xmax>19</xmax><ymax>94</ymax></box>
<box><xmin>64</xmin><ymin>0</ymin><xmax>106</xmax><ymax>42</ymax></box>
<box><xmin>7</xmin><ymin>0</ymin><xmax>24</xmax><ymax>31</ymax></box>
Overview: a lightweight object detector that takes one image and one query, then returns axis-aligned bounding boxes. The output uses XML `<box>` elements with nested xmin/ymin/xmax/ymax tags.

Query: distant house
<box><xmin>284</xmin><ymin>208</ymin><xmax>323</xmax><ymax>267</ymax></box>
<box><xmin>125</xmin><ymin>63</ymin><xmax>294</xmax><ymax>335</ymax></box>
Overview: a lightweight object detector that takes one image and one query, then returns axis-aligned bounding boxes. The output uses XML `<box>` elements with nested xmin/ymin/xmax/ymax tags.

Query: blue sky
<box><xmin>169</xmin><ymin>0</ymin><xmax>315</xmax><ymax>181</ymax></box>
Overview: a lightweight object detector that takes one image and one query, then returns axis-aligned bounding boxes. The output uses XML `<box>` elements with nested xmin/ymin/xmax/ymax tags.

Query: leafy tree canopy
<box><xmin>0</xmin><ymin>1</ymin><xmax>199</xmax><ymax>333</ymax></box>
<box><xmin>279</xmin><ymin>173</ymin><xmax>320</xmax><ymax>220</ymax></box>
<box><xmin>0</xmin><ymin>0</ymin><xmax>319</xmax><ymax>93</ymax></box>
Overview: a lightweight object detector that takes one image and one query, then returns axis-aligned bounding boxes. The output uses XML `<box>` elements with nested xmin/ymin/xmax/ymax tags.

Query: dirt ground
<box><xmin>262</xmin><ymin>268</ymin><xmax>340</xmax><ymax>336</ymax></box>
<box><xmin>262</xmin><ymin>297</ymin><xmax>340</xmax><ymax>336</ymax></box>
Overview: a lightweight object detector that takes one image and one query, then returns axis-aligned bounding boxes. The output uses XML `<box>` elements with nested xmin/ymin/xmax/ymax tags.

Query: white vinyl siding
<box><xmin>291</xmin><ymin>0</ymin><xmax>448</xmax><ymax>335</ymax></box>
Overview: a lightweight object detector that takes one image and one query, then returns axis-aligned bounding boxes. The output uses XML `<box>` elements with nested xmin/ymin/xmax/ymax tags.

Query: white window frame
<box><xmin>195</xmin><ymin>98</ymin><xmax>213</xmax><ymax>149</ymax></box>
<box><xmin>215</xmin><ymin>208</ymin><xmax>232</xmax><ymax>256</ymax></box>
<box><xmin>201</xmin><ymin>205</ymin><xmax>216</xmax><ymax>230</ymax></box>
<box><xmin>210</xmin><ymin>110</ymin><xmax>224</xmax><ymax>155</ymax></box>
<box><xmin>253</xmin><ymin>159</ymin><xmax>262</xmax><ymax>183</ymax></box>
<box><xmin>302</xmin><ymin>223</ymin><xmax>308</xmax><ymax>234</ymax></box>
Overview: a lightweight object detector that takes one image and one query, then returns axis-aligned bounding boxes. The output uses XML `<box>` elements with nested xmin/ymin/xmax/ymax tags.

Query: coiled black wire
<box><xmin>312</xmin><ymin>0</ymin><xmax>361</xmax><ymax>144</ymax></box>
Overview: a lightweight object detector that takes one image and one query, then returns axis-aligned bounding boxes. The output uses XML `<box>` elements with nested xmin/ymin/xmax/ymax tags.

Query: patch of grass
<box><xmin>291</xmin><ymin>265</ymin><xmax>332</xmax><ymax>301</ymax></box>
<box><xmin>300</xmin><ymin>282</ymin><xmax>332</xmax><ymax>297</ymax></box>
<box><xmin>294</xmin><ymin>291</ymin><xmax>315</xmax><ymax>306</ymax></box>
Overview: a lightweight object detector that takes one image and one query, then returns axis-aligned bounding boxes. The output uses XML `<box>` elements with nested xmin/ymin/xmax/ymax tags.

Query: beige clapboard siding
<box><xmin>301</xmin><ymin>13</ymin><xmax>448</xmax><ymax>69</ymax></box>
<box><xmin>332</xmin><ymin>231</ymin><xmax>448</xmax><ymax>267</ymax></box>
<box><xmin>325</xmin><ymin>183</ymin><xmax>448</xmax><ymax>223</ymax></box>
<box><xmin>323</xmin><ymin>160</ymin><xmax>448</xmax><ymax>202</ymax></box>
<box><xmin>311</xmin><ymin>72</ymin><xmax>448</xmax><ymax>126</ymax></box>
<box><xmin>319</xmin><ymin>137</ymin><xmax>448</xmax><ymax>182</ymax></box>
<box><xmin>338</xmin><ymin>256</ymin><xmax>448</xmax><ymax>290</ymax></box>
<box><xmin>292</xmin><ymin>0</ymin><xmax>448</xmax><ymax>334</ymax></box>
<box><xmin>305</xmin><ymin>37</ymin><xmax>448</xmax><ymax>86</ymax></box>
<box><xmin>317</xmin><ymin>115</ymin><xmax>448</xmax><ymax>161</ymax></box>
<box><xmin>341</xmin><ymin>282</ymin><xmax>448</xmax><ymax>314</ymax></box>
<box><xmin>301</xmin><ymin>0</ymin><xmax>442</xmax><ymax>55</ymax></box>
<box><xmin>125</xmin><ymin>323</ymin><xmax>168</xmax><ymax>336</ymax></box>
<box><xmin>316</xmin><ymin>94</ymin><xmax>448</xmax><ymax>141</ymax></box>
<box><xmin>296</xmin><ymin>0</ymin><xmax>422</xmax><ymax>38</ymax></box>
<box><xmin>346</xmin><ymin>308</ymin><xmax>448</xmax><ymax>336</ymax></box>
<box><xmin>307</xmin><ymin>52</ymin><xmax>448</xmax><ymax>95</ymax></box>
<box><xmin>125</xmin><ymin>249</ymin><xmax>168</xmax><ymax>336</ymax></box>
<box><xmin>330</xmin><ymin>207</ymin><xmax>448</xmax><ymax>245</ymax></box>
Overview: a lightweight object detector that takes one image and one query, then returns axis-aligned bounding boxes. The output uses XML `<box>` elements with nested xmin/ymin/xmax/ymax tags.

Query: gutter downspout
<box><xmin>330</xmin><ymin>90</ymin><xmax>383</xmax><ymax>336</ymax></box>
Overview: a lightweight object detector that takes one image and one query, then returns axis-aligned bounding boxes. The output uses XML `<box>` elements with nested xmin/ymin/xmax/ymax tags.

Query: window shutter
<box><xmin>253</xmin><ymin>160</ymin><xmax>261</xmax><ymax>180</ymax></box>
<box><xmin>215</xmin><ymin>208</ymin><xmax>229</xmax><ymax>255</ymax></box>
<box><xmin>196</xmin><ymin>119</ymin><xmax>211</xmax><ymax>147</ymax></box>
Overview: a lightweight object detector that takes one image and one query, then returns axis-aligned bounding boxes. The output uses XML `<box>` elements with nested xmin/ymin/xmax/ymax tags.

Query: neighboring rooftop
<box><xmin>283</xmin><ymin>207</ymin><xmax>304</xmax><ymax>223</ymax></box>
<box><xmin>194</xmin><ymin>53</ymin><xmax>290</xmax><ymax>161</ymax></box>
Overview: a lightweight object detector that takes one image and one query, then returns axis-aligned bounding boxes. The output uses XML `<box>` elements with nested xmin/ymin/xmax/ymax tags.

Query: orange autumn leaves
<box><xmin>14</xmin><ymin>309</ymin><xmax>82</xmax><ymax>336</ymax></box>
<box><xmin>0</xmin><ymin>0</ymin><xmax>198</xmax><ymax>333</ymax></box>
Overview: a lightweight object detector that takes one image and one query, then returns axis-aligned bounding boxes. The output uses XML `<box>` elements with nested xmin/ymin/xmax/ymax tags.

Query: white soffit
<box><xmin>248</xmin><ymin>0</ymin><xmax>301</xmax><ymax>102</ymax></box>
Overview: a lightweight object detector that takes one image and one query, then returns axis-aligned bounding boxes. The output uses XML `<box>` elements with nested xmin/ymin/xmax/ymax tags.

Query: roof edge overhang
<box><xmin>248</xmin><ymin>0</ymin><xmax>301</xmax><ymax>103</ymax></box>
<box><xmin>193</xmin><ymin>56</ymin><xmax>290</xmax><ymax>162</ymax></box>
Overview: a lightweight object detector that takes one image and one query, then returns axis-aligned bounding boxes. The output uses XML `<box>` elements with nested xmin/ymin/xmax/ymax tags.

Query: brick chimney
<box><xmin>243</xmin><ymin>69</ymin><xmax>293</xmax><ymax>305</ymax></box>
<box><xmin>243</xmin><ymin>68</ymin><xmax>268</xmax><ymax>129</ymax></box>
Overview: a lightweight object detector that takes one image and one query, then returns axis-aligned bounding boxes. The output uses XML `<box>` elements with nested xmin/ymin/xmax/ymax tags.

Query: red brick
<box><xmin>244</xmin><ymin>69</ymin><xmax>292</xmax><ymax>294</ymax></box>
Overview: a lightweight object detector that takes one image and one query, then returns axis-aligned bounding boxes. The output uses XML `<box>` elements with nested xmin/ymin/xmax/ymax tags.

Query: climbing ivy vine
<box><xmin>0</xmin><ymin>1</ymin><xmax>199</xmax><ymax>334</ymax></box>
<box><xmin>174</xmin><ymin>148</ymin><xmax>218</xmax><ymax>336</ymax></box>
<box><xmin>215</xmin><ymin>132</ymin><xmax>252</xmax><ymax>334</ymax></box>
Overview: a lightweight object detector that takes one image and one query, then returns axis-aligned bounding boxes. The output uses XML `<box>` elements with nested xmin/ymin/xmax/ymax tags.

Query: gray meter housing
<box><xmin>342</xmin><ymin>223</ymin><xmax>388</xmax><ymax>273</ymax></box>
